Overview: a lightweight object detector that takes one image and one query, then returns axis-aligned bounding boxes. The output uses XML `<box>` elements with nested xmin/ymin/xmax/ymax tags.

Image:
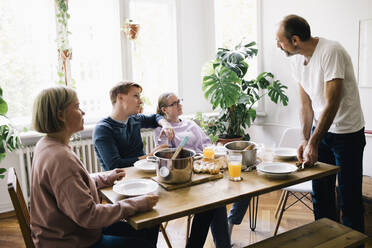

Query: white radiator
<box><xmin>17</xmin><ymin>129</ymin><xmax>156</xmax><ymax>203</ymax></box>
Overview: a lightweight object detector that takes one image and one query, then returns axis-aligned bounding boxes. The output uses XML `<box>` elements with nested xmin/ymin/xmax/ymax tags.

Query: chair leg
<box><xmin>163</xmin><ymin>221</ymin><xmax>169</xmax><ymax>229</ymax></box>
<box><xmin>274</xmin><ymin>190</ymin><xmax>285</xmax><ymax>218</ymax></box>
<box><xmin>274</xmin><ymin>190</ymin><xmax>289</xmax><ymax>236</ymax></box>
<box><xmin>185</xmin><ymin>214</ymin><xmax>193</xmax><ymax>246</ymax></box>
<box><xmin>160</xmin><ymin>223</ymin><xmax>172</xmax><ymax>248</ymax></box>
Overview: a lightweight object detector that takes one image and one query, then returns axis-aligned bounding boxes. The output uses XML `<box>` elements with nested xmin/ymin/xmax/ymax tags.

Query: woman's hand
<box><xmin>130</xmin><ymin>194</ymin><xmax>159</xmax><ymax>212</ymax></box>
<box><xmin>145</xmin><ymin>194</ymin><xmax>159</xmax><ymax>209</ymax></box>
<box><xmin>107</xmin><ymin>168</ymin><xmax>126</xmax><ymax>185</ymax></box>
<box><xmin>160</xmin><ymin>126</ymin><xmax>175</xmax><ymax>142</ymax></box>
<box><xmin>158</xmin><ymin>119</ymin><xmax>175</xmax><ymax>142</ymax></box>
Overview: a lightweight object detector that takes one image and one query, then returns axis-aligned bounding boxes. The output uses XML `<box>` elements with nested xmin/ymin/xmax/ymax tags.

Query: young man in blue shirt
<box><xmin>93</xmin><ymin>81</ymin><xmax>173</xmax><ymax>170</ymax></box>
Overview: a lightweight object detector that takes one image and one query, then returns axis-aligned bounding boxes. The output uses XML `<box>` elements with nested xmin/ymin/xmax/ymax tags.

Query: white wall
<box><xmin>252</xmin><ymin>0</ymin><xmax>372</xmax><ymax>176</ymax></box>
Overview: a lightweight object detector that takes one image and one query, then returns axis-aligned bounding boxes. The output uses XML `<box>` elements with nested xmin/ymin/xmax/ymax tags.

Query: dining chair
<box><xmin>7</xmin><ymin>167</ymin><xmax>35</xmax><ymax>248</ymax></box>
<box><xmin>273</xmin><ymin>127</ymin><xmax>313</xmax><ymax>236</ymax></box>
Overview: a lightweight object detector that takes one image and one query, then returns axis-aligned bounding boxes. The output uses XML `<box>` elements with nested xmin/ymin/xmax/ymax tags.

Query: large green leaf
<box><xmin>202</xmin><ymin>66</ymin><xmax>241</xmax><ymax>109</ymax></box>
<box><xmin>244</xmin><ymin>108</ymin><xmax>256</xmax><ymax>128</ymax></box>
<box><xmin>268</xmin><ymin>80</ymin><xmax>289</xmax><ymax>106</ymax></box>
<box><xmin>0</xmin><ymin>97</ymin><xmax>8</xmax><ymax>115</ymax></box>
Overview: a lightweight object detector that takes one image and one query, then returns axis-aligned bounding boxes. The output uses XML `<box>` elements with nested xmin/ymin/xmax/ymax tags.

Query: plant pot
<box><xmin>217</xmin><ymin>136</ymin><xmax>242</xmax><ymax>146</ymax></box>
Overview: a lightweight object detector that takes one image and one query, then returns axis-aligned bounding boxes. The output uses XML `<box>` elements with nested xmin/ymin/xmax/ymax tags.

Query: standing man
<box><xmin>276</xmin><ymin>15</ymin><xmax>365</xmax><ymax>233</ymax></box>
<box><xmin>93</xmin><ymin>81</ymin><xmax>173</xmax><ymax>171</ymax></box>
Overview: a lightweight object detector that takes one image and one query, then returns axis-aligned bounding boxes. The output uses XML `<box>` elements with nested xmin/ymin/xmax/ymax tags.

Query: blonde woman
<box><xmin>30</xmin><ymin>87</ymin><xmax>159</xmax><ymax>248</ymax></box>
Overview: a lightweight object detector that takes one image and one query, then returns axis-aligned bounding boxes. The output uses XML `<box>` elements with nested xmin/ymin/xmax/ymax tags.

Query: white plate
<box><xmin>257</xmin><ymin>162</ymin><xmax>298</xmax><ymax>174</ymax></box>
<box><xmin>113</xmin><ymin>179</ymin><xmax>158</xmax><ymax>197</ymax></box>
<box><xmin>134</xmin><ymin>159</ymin><xmax>156</xmax><ymax>172</ymax></box>
<box><xmin>274</xmin><ymin>147</ymin><xmax>297</xmax><ymax>159</ymax></box>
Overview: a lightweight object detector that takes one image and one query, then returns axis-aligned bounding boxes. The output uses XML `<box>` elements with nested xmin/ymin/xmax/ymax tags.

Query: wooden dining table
<box><xmin>99</xmin><ymin>161</ymin><xmax>339</xmax><ymax>231</ymax></box>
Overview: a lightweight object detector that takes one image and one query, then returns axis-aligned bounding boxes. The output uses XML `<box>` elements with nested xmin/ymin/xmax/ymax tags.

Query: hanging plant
<box><xmin>122</xmin><ymin>19</ymin><xmax>140</xmax><ymax>40</ymax></box>
<box><xmin>55</xmin><ymin>0</ymin><xmax>72</xmax><ymax>86</ymax></box>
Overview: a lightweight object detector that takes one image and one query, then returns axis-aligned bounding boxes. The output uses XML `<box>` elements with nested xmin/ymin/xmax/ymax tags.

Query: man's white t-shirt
<box><xmin>291</xmin><ymin>38</ymin><xmax>364</xmax><ymax>134</ymax></box>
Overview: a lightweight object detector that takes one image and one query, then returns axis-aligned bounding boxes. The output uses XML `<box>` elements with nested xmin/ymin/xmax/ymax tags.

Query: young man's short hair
<box><xmin>109</xmin><ymin>81</ymin><xmax>142</xmax><ymax>105</ymax></box>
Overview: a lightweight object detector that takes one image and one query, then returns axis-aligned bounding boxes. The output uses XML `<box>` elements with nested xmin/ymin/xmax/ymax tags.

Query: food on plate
<box><xmin>193</xmin><ymin>157</ymin><xmax>225</xmax><ymax>174</ymax></box>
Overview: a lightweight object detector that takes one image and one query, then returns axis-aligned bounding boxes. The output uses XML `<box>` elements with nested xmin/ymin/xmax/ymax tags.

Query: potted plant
<box><xmin>0</xmin><ymin>87</ymin><xmax>22</xmax><ymax>179</ymax></box>
<box><xmin>201</xmin><ymin>41</ymin><xmax>289</xmax><ymax>143</ymax></box>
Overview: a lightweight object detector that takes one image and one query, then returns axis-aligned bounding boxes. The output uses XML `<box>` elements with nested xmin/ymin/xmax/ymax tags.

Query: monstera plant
<box><xmin>0</xmin><ymin>87</ymin><xmax>21</xmax><ymax>179</ymax></box>
<box><xmin>202</xmin><ymin>41</ymin><xmax>289</xmax><ymax>142</ymax></box>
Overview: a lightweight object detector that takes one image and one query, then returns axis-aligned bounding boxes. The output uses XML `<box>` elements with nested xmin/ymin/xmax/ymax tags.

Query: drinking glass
<box><xmin>262</xmin><ymin>145</ymin><xmax>275</xmax><ymax>162</ymax></box>
<box><xmin>227</xmin><ymin>153</ymin><xmax>242</xmax><ymax>181</ymax></box>
<box><xmin>203</xmin><ymin>146</ymin><xmax>215</xmax><ymax>160</ymax></box>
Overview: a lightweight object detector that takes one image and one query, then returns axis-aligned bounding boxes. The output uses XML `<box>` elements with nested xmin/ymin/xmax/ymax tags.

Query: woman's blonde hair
<box><xmin>156</xmin><ymin>92</ymin><xmax>175</xmax><ymax>116</ymax></box>
<box><xmin>32</xmin><ymin>87</ymin><xmax>77</xmax><ymax>133</ymax></box>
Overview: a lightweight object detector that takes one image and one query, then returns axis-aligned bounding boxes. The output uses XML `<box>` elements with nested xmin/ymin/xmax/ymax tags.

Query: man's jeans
<box><xmin>312</xmin><ymin>127</ymin><xmax>365</xmax><ymax>233</ymax></box>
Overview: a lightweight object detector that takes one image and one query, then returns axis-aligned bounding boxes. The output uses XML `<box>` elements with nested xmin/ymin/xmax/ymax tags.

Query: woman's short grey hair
<box><xmin>32</xmin><ymin>87</ymin><xmax>77</xmax><ymax>133</ymax></box>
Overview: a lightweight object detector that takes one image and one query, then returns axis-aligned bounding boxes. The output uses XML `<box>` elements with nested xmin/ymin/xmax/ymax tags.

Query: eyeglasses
<box><xmin>167</xmin><ymin>99</ymin><xmax>183</xmax><ymax>107</ymax></box>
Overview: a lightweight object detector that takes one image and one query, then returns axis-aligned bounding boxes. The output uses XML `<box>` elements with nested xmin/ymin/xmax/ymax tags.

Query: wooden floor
<box><xmin>1</xmin><ymin>190</ymin><xmax>371</xmax><ymax>248</ymax></box>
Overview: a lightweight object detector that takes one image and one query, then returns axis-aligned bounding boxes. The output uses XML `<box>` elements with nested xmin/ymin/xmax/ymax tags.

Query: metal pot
<box><xmin>224</xmin><ymin>141</ymin><xmax>257</xmax><ymax>169</ymax></box>
<box><xmin>147</xmin><ymin>148</ymin><xmax>202</xmax><ymax>184</ymax></box>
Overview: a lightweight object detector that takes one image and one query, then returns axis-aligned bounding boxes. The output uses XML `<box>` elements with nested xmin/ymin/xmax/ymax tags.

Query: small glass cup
<box><xmin>262</xmin><ymin>146</ymin><xmax>274</xmax><ymax>162</ymax></box>
<box><xmin>203</xmin><ymin>146</ymin><xmax>215</xmax><ymax>160</ymax></box>
<box><xmin>227</xmin><ymin>153</ymin><xmax>242</xmax><ymax>181</ymax></box>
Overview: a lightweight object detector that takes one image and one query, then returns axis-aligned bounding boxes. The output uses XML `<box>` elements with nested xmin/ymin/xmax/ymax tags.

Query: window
<box><xmin>1</xmin><ymin>0</ymin><xmax>258</xmax><ymax>130</ymax></box>
<box><xmin>125</xmin><ymin>0</ymin><xmax>178</xmax><ymax>113</ymax></box>
<box><xmin>214</xmin><ymin>0</ymin><xmax>258</xmax><ymax>80</ymax></box>
<box><xmin>0</xmin><ymin>0</ymin><xmax>58</xmax><ymax>127</ymax></box>
<box><xmin>69</xmin><ymin>0</ymin><xmax>122</xmax><ymax>123</ymax></box>
<box><xmin>1</xmin><ymin>0</ymin><xmax>178</xmax><ymax>129</ymax></box>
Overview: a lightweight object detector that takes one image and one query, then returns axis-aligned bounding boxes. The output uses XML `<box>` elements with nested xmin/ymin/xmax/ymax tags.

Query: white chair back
<box><xmin>278</xmin><ymin>127</ymin><xmax>302</xmax><ymax>148</ymax></box>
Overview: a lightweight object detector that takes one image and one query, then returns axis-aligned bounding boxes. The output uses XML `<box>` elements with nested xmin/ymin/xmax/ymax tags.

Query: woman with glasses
<box><xmin>155</xmin><ymin>93</ymin><xmax>210</xmax><ymax>152</ymax></box>
<box><xmin>155</xmin><ymin>92</ymin><xmax>231</xmax><ymax>248</ymax></box>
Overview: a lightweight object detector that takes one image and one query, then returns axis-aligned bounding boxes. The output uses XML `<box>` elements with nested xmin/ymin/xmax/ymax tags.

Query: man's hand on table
<box><xmin>297</xmin><ymin>140</ymin><xmax>318</xmax><ymax>168</ymax></box>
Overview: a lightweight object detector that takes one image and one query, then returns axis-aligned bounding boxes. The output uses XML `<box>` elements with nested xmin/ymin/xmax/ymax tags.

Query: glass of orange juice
<box><xmin>203</xmin><ymin>146</ymin><xmax>215</xmax><ymax>160</ymax></box>
<box><xmin>227</xmin><ymin>153</ymin><xmax>242</xmax><ymax>181</ymax></box>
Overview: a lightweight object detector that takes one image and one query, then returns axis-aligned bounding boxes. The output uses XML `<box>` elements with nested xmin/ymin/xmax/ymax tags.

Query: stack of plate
<box><xmin>257</xmin><ymin>162</ymin><xmax>298</xmax><ymax>178</ymax></box>
<box><xmin>273</xmin><ymin>147</ymin><xmax>297</xmax><ymax>160</ymax></box>
<box><xmin>133</xmin><ymin>159</ymin><xmax>156</xmax><ymax>173</ymax></box>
